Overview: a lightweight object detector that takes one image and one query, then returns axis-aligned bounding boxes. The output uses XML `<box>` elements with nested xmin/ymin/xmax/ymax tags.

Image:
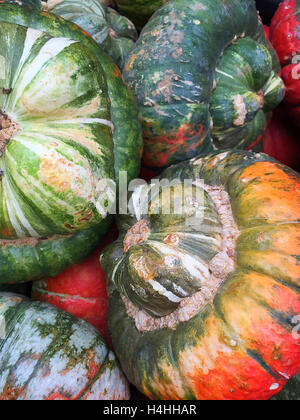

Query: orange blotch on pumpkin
<box><xmin>237</xmin><ymin>162</ymin><xmax>300</xmax><ymax>224</ymax></box>
<box><xmin>143</xmin><ymin>123</ymin><xmax>205</xmax><ymax>167</ymax></box>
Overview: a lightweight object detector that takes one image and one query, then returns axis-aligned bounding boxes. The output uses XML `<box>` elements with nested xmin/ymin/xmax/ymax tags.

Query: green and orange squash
<box><xmin>123</xmin><ymin>0</ymin><xmax>285</xmax><ymax>168</ymax></box>
<box><xmin>270</xmin><ymin>0</ymin><xmax>300</xmax><ymax>126</ymax></box>
<box><xmin>0</xmin><ymin>3</ymin><xmax>142</xmax><ymax>284</ymax></box>
<box><xmin>0</xmin><ymin>293</ymin><xmax>129</xmax><ymax>400</ymax></box>
<box><xmin>101</xmin><ymin>150</ymin><xmax>300</xmax><ymax>400</ymax></box>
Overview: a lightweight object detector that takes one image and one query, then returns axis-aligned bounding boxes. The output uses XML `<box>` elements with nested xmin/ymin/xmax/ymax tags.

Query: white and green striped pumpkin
<box><xmin>0</xmin><ymin>22</ymin><xmax>115</xmax><ymax>238</ymax></box>
<box><xmin>0</xmin><ymin>4</ymin><xmax>142</xmax><ymax>283</ymax></box>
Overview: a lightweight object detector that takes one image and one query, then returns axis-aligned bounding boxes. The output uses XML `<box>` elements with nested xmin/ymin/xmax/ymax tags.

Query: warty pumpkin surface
<box><xmin>123</xmin><ymin>0</ymin><xmax>285</xmax><ymax>167</ymax></box>
<box><xmin>0</xmin><ymin>3</ymin><xmax>142</xmax><ymax>284</ymax></box>
<box><xmin>0</xmin><ymin>293</ymin><xmax>129</xmax><ymax>400</ymax></box>
<box><xmin>270</xmin><ymin>0</ymin><xmax>300</xmax><ymax>126</ymax></box>
<box><xmin>101</xmin><ymin>150</ymin><xmax>300</xmax><ymax>400</ymax></box>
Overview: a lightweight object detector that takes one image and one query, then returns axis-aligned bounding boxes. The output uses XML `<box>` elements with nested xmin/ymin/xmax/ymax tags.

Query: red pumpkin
<box><xmin>263</xmin><ymin>106</ymin><xmax>300</xmax><ymax>171</ymax></box>
<box><xmin>270</xmin><ymin>0</ymin><xmax>300</xmax><ymax>125</ymax></box>
<box><xmin>32</xmin><ymin>229</ymin><xmax>118</xmax><ymax>346</ymax></box>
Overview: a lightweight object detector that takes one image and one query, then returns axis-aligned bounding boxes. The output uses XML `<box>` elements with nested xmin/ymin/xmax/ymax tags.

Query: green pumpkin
<box><xmin>0</xmin><ymin>3</ymin><xmax>142</xmax><ymax>284</ymax></box>
<box><xmin>0</xmin><ymin>293</ymin><xmax>129</xmax><ymax>400</ymax></box>
<box><xmin>7</xmin><ymin>0</ymin><xmax>138</xmax><ymax>69</ymax></box>
<box><xmin>101</xmin><ymin>150</ymin><xmax>300</xmax><ymax>400</ymax></box>
<box><xmin>123</xmin><ymin>0</ymin><xmax>285</xmax><ymax>167</ymax></box>
<box><xmin>42</xmin><ymin>0</ymin><xmax>137</xmax><ymax>69</ymax></box>
<box><xmin>112</xmin><ymin>0</ymin><xmax>168</xmax><ymax>30</ymax></box>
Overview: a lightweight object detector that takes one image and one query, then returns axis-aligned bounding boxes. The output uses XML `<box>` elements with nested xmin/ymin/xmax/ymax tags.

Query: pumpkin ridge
<box><xmin>246</xmin><ymin>349</ymin><xmax>282</xmax><ymax>380</ymax></box>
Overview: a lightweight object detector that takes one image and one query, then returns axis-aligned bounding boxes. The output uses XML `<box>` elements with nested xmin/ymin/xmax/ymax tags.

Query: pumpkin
<box><xmin>0</xmin><ymin>3</ymin><xmax>142</xmax><ymax>284</ymax></box>
<box><xmin>41</xmin><ymin>0</ymin><xmax>138</xmax><ymax>69</ymax></box>
<box><xmin>31</xmin><ymin>229</ymin><xmax>118</xmax><ymax>345</ymax></box>
<box><xmin>269</xmin><ymin>0</ymin><xmax>300</xmax><ymax>126</ymax></box>
<box><xmin>263</xmin><ymin>106</ymin><xmax>300</xmax><ymax>171</ymax></box>
<box><xmin>112</xmin><ymin>0</ymin><xmax>167</xmax><ymax>30</ymax></box>
<box><xmin>101</xmin><ymin>149</ymin><xmax>300</xmax><ymax>400</ymax></box>
<box><xmin>123</xmin><ymin>0</ymin><xmax>285</xmax><ymax>168</ymax></box>
<box><xmin>0</xmin><ymin>293</ymin><xmax>129</xmax><ymax>400</ymax></box>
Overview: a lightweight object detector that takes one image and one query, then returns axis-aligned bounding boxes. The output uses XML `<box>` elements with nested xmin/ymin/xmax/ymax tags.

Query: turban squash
<box><xmin>101</xmin><ymin>150</ymin><xmax>300</xmax><ymax>400</ymax></box>
<box><xmin>0</xmin><ymin>3</ymin><xmax>142</xmax><ymax>284</ymax></box>
<box><xmin>0</xmin><ymin>293</ymin><xmax>129</xmax><ymax>400</ymax></box>
<box><xmin>123</xmin><ymin>0</ymin><xmax>285</xmax><ymax>167</ymax></box>
<box><xmin>270</xmin><ymin>0</ymin><xmax>300</xmax><ymax>126</ymax></box>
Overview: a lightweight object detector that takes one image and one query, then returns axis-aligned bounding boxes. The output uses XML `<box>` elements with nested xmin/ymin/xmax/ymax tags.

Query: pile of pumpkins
<box><xmin>0</xmin><ymin>0</ymin><xmax>299</xmax><ymax>400</ymax></box>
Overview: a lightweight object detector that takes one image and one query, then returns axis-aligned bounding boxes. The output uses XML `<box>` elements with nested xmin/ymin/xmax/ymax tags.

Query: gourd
<box><xmin>123</xmin><ymin>0</ymin><xmax>285</xmax><ymax>167</ymax></box>
<box><xmin>270</xmin><ymin>0</ymin><xmax>300</xmax><ymax>126</ymax></box>
<box><xmin>0</xmin><ymin>293</ymin><xmax>129</xmax><ymax>400</ymax></box>
<box><xmin>43</xmin><ymin>0</ymin><xmax>138</xmax><ymax>69</ymax></box>
<box><xmin>0</xmin><ymin>3</ymin><xmax>142</xmax><ymax>284</ymax></box>
<box><xmin>32</xmin><ymin>230</ymin><xmax>118</xmax><ymax>345</ymax></box>
<box><xmin>101</xmin><ymin>149</ymin><xmax>300</xmax><ymax>400</ymax></box>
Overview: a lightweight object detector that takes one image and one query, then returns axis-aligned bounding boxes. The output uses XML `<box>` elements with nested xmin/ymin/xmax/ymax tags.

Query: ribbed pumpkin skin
<box><xmin>270</xmin><ymin>0</ymin><xmax>300</xmax><ymax>125</ymax></box>
<box><xmin>44</xmin><ymin>0</ymin><xmax>137</xmax><ymax>69</ymax></box>
<box><xmin>0</xmin><ymin>3</ymin><xmax>142</xmax><ymax>284</ymax></box>
<box><xmin>113</xmin><ymin>0</ymin><xmax>167</xmax><ymax>30</ymax></box>
<box><xmin>124</xmin><ymin>0</ymin><xmax>285</xmax><ymax>168</ymax></box>
<box><xmin>102</xmin><ymin>150</ymin><xmax>300</xmax><ymax>400</ymax></box>
<box><xmin>0</xmin><ymin>293</ymin><xmax>129</xmax><ymax>400</ymax></box>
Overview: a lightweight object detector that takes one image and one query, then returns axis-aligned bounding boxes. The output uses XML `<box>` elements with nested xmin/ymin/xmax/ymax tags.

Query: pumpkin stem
<box><xmin>0</xmin><ymin>110</ymin><xmax>20</xmax><ymax>155</ymax></box>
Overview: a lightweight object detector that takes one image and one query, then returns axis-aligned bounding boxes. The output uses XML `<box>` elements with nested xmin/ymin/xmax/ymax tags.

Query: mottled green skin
<box><xmin>0</xmin><ymin>293</ymin><xmax>129</xmax><ymax>400</ymax></box>
<box><xmin>0</xmin><ymin>216</ymin><xmax>111</xmax><ymax>284</ymax></box>
<box><xmin>272</xmin><ymin>374</ymin><xmax>300</xmax><ymax>400</ymax></box>
<box><xmin>46</xmin><ymin>0</ymin><xmax>137</xmax><ymax>69</ymax></box>
<box><xmin>0</xmin><ymin>3</ymin><xmax>142</xmax><ymax>284</ymax></box>
<box><xmin>114</xmin><ymin>0</ymin><xmax>168</xmax><ymax>30</ymax></box>
<box><xmin>123</xmin><ymin>0</ymin><xmax>284</xmax><ymax>167</ymax></box>
<box><xmin>0</xmin><ymin>4</ymin><xmax>142</xmax><ymax>184</ymax></box>
<box><xmin>102</xmin><ymin>150</ymin><xmax>300</xmax><ymax>400</ymax></box>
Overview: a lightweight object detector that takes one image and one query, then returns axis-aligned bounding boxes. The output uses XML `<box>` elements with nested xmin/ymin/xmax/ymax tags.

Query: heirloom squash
<box><xmin>0</xmin><ymin>3</ymin><xmax>142</xmax><ymax>284</ymax></box>
<box><xmin>123</xmin><ymin>0</ymin><xmax>285</xmax><ymax>168</ymax></box>
<box><xmin>32</xmin><ymin>229</ymin><xmax>118</xmax><ymax>345</ymax></box>
<box><xmin>43</xmin><ymin>0</ymin><xmax>138</xmax><ymax>69</ymax></box>
<box><xmin>0</xmin><ymin>293</ymin><xmax>129</xmax><ymax>400</ymax></box>
<box><xmin>270</xmin><ymin>0</ymin><xmax>300</xmax><ymax>125</ymax></box>
<box><xmin>112</xmin><ymin>0</ymin><xmax>167</xmax><ymax>30</ymax></box>
<box><xmin>101</xmin><ymin>150</ymin><xmax>300</xmax><ymax>400</ymax></box>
